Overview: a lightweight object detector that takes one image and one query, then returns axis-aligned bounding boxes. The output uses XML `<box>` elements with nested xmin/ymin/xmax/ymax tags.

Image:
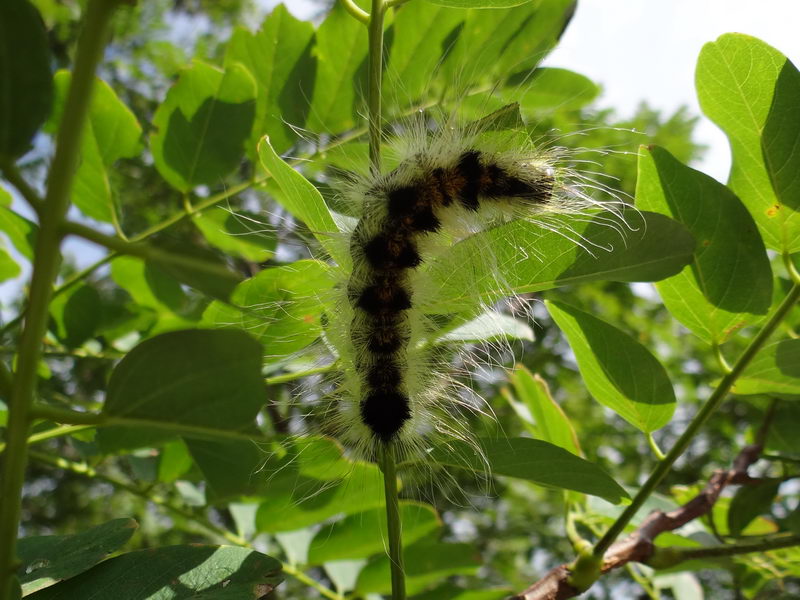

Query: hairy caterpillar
<box><xmin>320</xmin><ymin>115</ymin><xmax>612</xmax><ymax>465</ymax></box>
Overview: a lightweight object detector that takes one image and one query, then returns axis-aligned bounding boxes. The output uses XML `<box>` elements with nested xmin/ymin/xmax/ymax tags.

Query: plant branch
<box><xmin>0</xmin><ymin>162</ymin><xmax>44</xmax><ymax>215</ymax></box>
<box><xmin>27</xmin><ymin>451</ymin><xmax>344</xmax><ymax>600</ymax></box>
<box><xmin>593</xmin><ymin>281</ymin><xmax>800</xmax><ymax>557</ymax></box>
<box><xmin>380</xmin><ymin>444</ymin><xmax>406</xmax><ymax>600</ymax></box>
<box><xmin>0</xmin><ymin>2</ymin><xmax>120</xmax><ymax>598</ymax></box>
<box><xmin>651</xmin><ymin>533</ymin><xmax>800</xmax><ymax>565</ymax></box>
<box><xmin>513</xmin><ymin>402</ymin><xmax>780</xmax><ymax>599</ymax></box>
<box><xmin>61</xmin><ymin>220</ymin><xmax>240</xmax><ymax>286</ymax></box>
<box><xmin>27</xmin><ymin>403</ymin><xmax>280</xmax><ymax>446</ymax></box>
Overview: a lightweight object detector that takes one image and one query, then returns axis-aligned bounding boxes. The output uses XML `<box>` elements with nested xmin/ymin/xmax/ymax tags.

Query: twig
<box><xmin>512</xmin><ymin>403</ymin><xmax>788</xmax><ymax>599</ymax></box>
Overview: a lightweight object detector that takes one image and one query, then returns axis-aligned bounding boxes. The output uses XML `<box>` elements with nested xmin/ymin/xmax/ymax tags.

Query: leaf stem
<box><xmin>26</xmin><ymin>403</ymin><xmax>281</xmax><ymax>446</ymax></box>
<box><xmin>340</xmin><ymin>0</ymin><xmax>370</xmax><ymax>24</ymax></box>
<box><xmin>0</xmin><ymin>2</ymin><xmax>120</xmax><ymax>597</ymax></box>
<box><xmin>592</xmin><ymin>281</ymin><xmax>800</xmax><ymax>558</ymax></box>
<box><xmin>0</xmin><ymin>161</ymin><xmax>44</xmax><ymax>215</ymax></box>
<box><xmin>380</xmin><ymin>444</ymin><xmax>406</xmax><ymax>600</ymax></box>
<box><xmin>61</xmin><ymin>220</ymin><xmax>240</xmax><ymax>286</ymax></box>
<box><xmin>646</xmin><ymin>433</ymin><xmax>666</xmax><ymax>461</ymax></box>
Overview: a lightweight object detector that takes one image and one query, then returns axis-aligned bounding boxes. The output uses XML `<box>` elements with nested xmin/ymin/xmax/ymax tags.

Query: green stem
<box><xmin>592</xmin><ymin>281</ymin><xmax>800</xmax><ymax>559</ymax></box>
<box><xmin>340</xmin><ymin>0</ymin><xmax>370</xmax><ymax>23</ymax></box>
<box><xmin>646</xmin><ymin>433</ymin><xmax>666</xmax><ymax>461</ymax></box>
<box><xmin>367</xmin><ymin>0</ymin><xmax>386</xmax><ymax>173</ymax></box>
<box><xmin>27</xmin><ymin>403</ymin><xmax>277</xmax><ymax>446</ymax></box>
<box><xmin>264</xmin><ymin>364</ymin><xmax>336</xmax><ymax>385</ymax></box>
<box><xmin>0</xmin><ymin>2</ymin><xmax>119</xmax><ymax>597</ymax></box>
<box><xmin>61</xmin><ymin>220</ymin><xmax>240</xmax><ymax>286</ymax></box>
<box><xmin>27</xmin><ymin>451</ymin><xmax>344</xmax><ymax>600</ymax></box>
<box><xmin>0</xmin><ymin>162</ymin><xmax>44</xmax><ymax>215</ymax></box>
<box><xmin>380</xmin><ymin>444</ymin><xmax>406</xmax><ymax>600</ymax></box>
<box><xmin>649</xmin><ymin>534</ymin><xmax>800</xmax><ymax>568</ymax></box>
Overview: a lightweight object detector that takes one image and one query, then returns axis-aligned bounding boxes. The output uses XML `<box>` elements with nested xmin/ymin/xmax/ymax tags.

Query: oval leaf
<box><xmin>151</xmin><ymin>60</ymin><xmax>256</xmax><ymax>192</ymax></box>
<box><xmin>355</xmin><ymin>540</ymin><xmax>479</xmax><ymax>596</ymax></box>
<box><xmin>48</xmin><ymin>71</ymin><xmax>142</xmax><ymax>222</ymax></box>
<box><xmin>430</xmin><ymin>437</ymin><xmax>628</xmax><ymax>504</ymax></box>
<box><xmin>0</xmin><ymin>0</ymin><xmax>52</xmax><ymax>158</ymax></box>
<box><xmin>547</xmin><ymin>300</ymin><xmax>676</xmax><ymax>432</ymax></box>
<box><xmin>696</xmin><ymin>34</ymin><xmax>800</xmax><ymax>253</ymax></box>
<box><xmin>203</xmin><ymin>259</ymin><xmax>333</xmax><ymax>358</ymax></box>
<box><xmin>308</xmin><ymin>502</ymin><xmax>440</xmax><ymax>565</ymax></box>
<box><xmin>424</xmin><ymin>210</ymin><xmax>695</xmax><ymax>313</ymax></box>
<box><xmin>224</xmin><ymin>5</ymin><xmax>314</xmax><ymax>157</ymax></box>
<box><xmin>733</xmin><ymin>339</ymin><xmax>800</xmax><ymax>398</ymax></box>
<box><xmin>257</xmin><ymin>137</ymin><xmax>344</xmax><ymax>264</ymax></box>
<box><xmin>636</xmin><ymin>145</ymin><xmax>772</xmax><ymax>344</ymax></box>
<box><xmin>97</xmin><ymin>329</ymin><xmax>266</xmax><ymax>452</ymax></box>
<box><xmin>507</xmin><ymin>366</ymin><xmax>581</xmax><ymax>456</ymax></box>
<box><xmin>26</xmin><ymin>545</ymin><xmax>282</xmax><ymax>599</ymax></box>
<box><xmin>728</xmin><ymin>480</ymin><xmax>781</xmax><ymax>537</ymax></box>
<box><xmin>18</xmin><ymin>518</ymin><xmax>138</xmax><ymax>595</ymax></box>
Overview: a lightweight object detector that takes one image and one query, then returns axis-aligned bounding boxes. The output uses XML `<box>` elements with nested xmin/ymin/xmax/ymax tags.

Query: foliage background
<box><xmin>1</xmin><ymin>0</ymin><xmax>799</xmax><ymax>599</ymax></box>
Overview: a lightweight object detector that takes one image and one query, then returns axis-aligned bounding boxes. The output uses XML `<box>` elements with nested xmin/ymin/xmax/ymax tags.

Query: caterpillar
<box><xmin>322</xmin><ymin>116</ymin><xmax>601</xmax><ymax>464</ymax></box>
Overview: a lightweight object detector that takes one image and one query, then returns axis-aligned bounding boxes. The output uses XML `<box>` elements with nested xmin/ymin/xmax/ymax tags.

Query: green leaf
<box><xmin>767</xmin><ymin>403</ymin><xmax>800</xmax><ymax>455</ymax></box>
<box><xmin>424</xmin><ymin>210</ymin><xmax>695</xmax><ymax>314</ymax></box>
<box><xmin>546</xmin><ymin>300</ymin><xmax>675</xmax><ymax>432</ymax></box>
<box><xmin>194</xmin><ymin>208</ymin><xmax>276</xmax><ymax>262</ymax></box>
<box><xmin>26</xmin><ymin>545</ymin><xmax>282</xmax><ymax>599</ymax></box>
<box><xmin>504</xmin><ymin>67</ymin><xmax>599</xmax><ymax>113</ymax></box>
<box><xmin>440</xmin><ymin>0</ymin><xmax>575</xmax><ymax>84</ymax></box>
<box><xmin>384</xmin><ymin>3</ymin><xmax>464</xmax><ymax>107</ymax></box>
<box><xmin>49</xmin><ymin>283</ymin><xmax>102</xmax><ymax>348</ymax></box>
<box><xmin>203</xmin><ymin>259</ymin><xmax>333</xmax><ymax>358</ymax></box>
<box><xmin>430</xmin><ymin>437</ymin><xmax>628</xmax><ymax>503</ymax></box>
<box><xmin>306</xmin><ymin>2</ymin><xmax>367</xmax><ymax>134</ymax></box>
<box><xmin>96</xmin><ymin>329</ymin><xmax>265</xmax><ymax>452</ymax></box>
<box><xmin>18</xmin><ymin>518</ymin><xmax>138</xmax><ymax>595</ymax></box>
<box><xmin>439</xmin><ymin>310</ymin><xmax>533</xmax><ymax>342</ymax></box>
<box><xmin>148</xmin><ymin>237</ymin><xmax>242</xmax><ymax>302</ymax></box>
<box><xmin>0</xmin><ymin>246</ymin><xmax>20</xmax><ymax>282</ymax></box>
<box><xmin>728</xmin><ymin>480</ymin><xmax>781</xmax><ymax>537</ymax></box>
<box><xmin>523</xmin><ymin>67</ymin><xmax>598</xmax><ymax>111</ymax></box>
<box><xmin>636</xmin><ymin>145</ymin><xmax>772</xmax><ymax>344</ymax></box>
<box><xmin>733</xmin><ymin>339</ymin><xmax>800</xmax><ymax>398</ymax></box>
<box><xmin>308</xmin><ymin>502</ymin><xmax>440</xmax><ymax>564</ymax></box>
<box><xmin>508</xmin><ymin>366</ymin><xmax>581</xmax><ymax>455</ymax></box>
<box><xmin>696</xmin><ymin>34</ymin><xmax>800</xmax><ymax>253</ymax></box>
<box><xmin>157</xmin><ymin>439</ymin><xmax>194</xmax><ymax>483</ymax></box>
<box><xmin>48</xmin><ymin>71</ymin><xmax>142</xmax><ymax>222</ymax></box>
<box><xmin>151</xmin><ymin>60</ymin><xmax>256</xmax><ymax>192</ymax></box>
<box><xmin>0</xmin><ymin>0</ymin><xmax>52</xmax><ymax>158</ymax></box>
<box><xmin>0</xmin><ymin>205</ymin><xmax>37</xmax><ymax>260</ymax></box>
<box><xmin>355</xmin><ymin>540</ymin><xmax>480</xmax><ymax>596</ymax></box>
<box><xmin>256</xmin><ymin>462</ymin><xmax>385</xmax><ymax>533</ymax></box>
<box><xmin>111</xmin><ymin>256</ymin><xmax>188</xmax><ymax>315</ymax></box>
<box><xmin>257</xmin><ymin>137</ymin><xmax>344</xmax><ymax>264</ymax></box>
<box><xmin>224</xmin><ymin>5</ymin><xmax>314</xmax><ymax>157</ymax></box>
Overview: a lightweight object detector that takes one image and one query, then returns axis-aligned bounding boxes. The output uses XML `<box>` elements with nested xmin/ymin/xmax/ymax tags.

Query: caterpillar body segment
<box><xmin>338</xmin><ymin>142</ymin><xmax>556</xmax><ymax>457</ymax></box>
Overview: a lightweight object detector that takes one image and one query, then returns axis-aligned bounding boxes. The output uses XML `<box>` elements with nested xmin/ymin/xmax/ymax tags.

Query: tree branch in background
<box><xmin>513</xmin><ymin>402</ymin><xmax>793</xmax><ymax>600</ymax></box>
